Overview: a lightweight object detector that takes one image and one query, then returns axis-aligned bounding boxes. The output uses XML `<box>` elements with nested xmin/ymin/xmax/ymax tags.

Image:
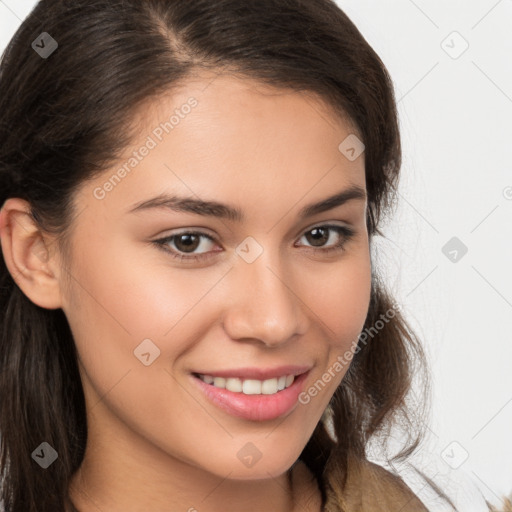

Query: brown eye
<box><xmin>152</xmin><ymin>231</ymin><xmax>219</xmax><ymax>261</ymax></box>
<box><xmin>173</xmin><ymin>233</ymin><xmax>202</xmax><ymax>253</ymax></box>
<box><xmin>297</xmin><ymin>225</ymin><xmax>355</xmax><ymax>252</ymax></box>
<box><xmin>304</xmin><ymin>227</ymin><xmax>330</xmax><ymax>247</ymax></box>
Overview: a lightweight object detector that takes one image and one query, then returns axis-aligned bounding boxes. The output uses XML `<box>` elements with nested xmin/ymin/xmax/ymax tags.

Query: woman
<box><xmin>0</xmin><ymin>0</ymin><xmax>456</xmax><ymax>510</ymax></box>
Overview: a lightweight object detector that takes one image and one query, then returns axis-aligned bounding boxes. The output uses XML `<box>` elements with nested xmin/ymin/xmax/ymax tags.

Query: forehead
<box><xmin>77</xmin><ymin>72</ymin><xmax>366</xmax><ymax>221</ymax></box>
<box><xmin>128</xmin><ymin>70</ymin><xmax>362</xmax><ymax>153</ymax></box>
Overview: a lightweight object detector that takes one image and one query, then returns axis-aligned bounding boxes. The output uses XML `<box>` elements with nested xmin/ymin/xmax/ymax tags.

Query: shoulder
<box><xmin>358</xmin><ymin>459</ymin><xmax>429</xmax><ymax>511</ymax></box>
<box><xmin>325</xmin><ymin>456</ymin><xmax>430</xmax><ymax>511</ymax></box>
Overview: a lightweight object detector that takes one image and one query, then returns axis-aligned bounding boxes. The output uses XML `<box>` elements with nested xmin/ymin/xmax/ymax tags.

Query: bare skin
<box><xmin>0</xmin><ymin>72</ymin><xmax>371</xmax><ymax>512</ymax></box>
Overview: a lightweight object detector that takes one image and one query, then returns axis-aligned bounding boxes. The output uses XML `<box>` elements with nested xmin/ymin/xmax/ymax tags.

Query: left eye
<box><xmin>297</xmin><ymin>225</ymin><xmax>354</xmax><ymax>250</ymax></box>
<box><xmin>152</xmin><ymin>224</ymin><xmax>355</xmax><ymax>262</ymax></box>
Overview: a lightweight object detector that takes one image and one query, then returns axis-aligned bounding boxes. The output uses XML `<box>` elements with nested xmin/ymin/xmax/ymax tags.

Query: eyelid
<box><xmin>297</xmin><ymin>219</ymin><xmax>351</xmax><ymax>237</ymax></box>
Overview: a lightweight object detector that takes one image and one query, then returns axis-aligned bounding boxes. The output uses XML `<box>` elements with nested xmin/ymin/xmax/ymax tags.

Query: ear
<box><xmin>0</xmin><ymin>198</ymin><xmax>64</xmax><ymax>309</ymax></box>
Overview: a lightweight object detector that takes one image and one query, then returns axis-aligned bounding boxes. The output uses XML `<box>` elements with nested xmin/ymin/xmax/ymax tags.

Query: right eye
<box><xmin>152</xmin><ymin>231</ymin><xmax>222</xmax><ymax>261</ymax></box>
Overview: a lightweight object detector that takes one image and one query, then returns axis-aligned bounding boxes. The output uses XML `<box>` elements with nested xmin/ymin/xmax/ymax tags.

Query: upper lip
<box><xmin>192</xmin><ymin>365</ymin><xmax>312</xmax><ymax>381</ymax></box>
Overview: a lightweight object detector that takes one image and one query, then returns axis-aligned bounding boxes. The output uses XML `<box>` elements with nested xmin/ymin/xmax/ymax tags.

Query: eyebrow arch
<box><xmin>127</xmin><ymin>184</ymin><xmax>366</xmax><ymax>222</ymax></box>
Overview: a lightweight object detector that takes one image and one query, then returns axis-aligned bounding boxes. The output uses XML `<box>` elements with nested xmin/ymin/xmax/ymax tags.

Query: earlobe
<box><xmin>0</xmin><ymin>198</ymin><xmax>63</xmax><ymax>310</ymax></box>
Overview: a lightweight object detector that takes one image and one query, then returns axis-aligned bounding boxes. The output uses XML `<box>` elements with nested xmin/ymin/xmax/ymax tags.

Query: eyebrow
<box><xmin>127</xmin><ymin>184</ymin><xmax>366</xmax><ymax>222</ymax></box>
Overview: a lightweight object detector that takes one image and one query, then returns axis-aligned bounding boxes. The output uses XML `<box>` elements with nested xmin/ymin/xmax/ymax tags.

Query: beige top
<box><xmin>292</xmin><ymin>457</ymin><xmax>430</xmax><ymax>512</ymax></box>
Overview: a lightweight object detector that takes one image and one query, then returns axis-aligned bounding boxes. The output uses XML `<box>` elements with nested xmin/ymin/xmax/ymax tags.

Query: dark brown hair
<box><xmin>0</xmin><ymin>1</ymin><xmax>454</xmax><ymax>510</ymax></box>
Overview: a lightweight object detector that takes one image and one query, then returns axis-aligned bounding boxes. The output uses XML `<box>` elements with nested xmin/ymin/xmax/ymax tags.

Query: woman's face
<box><xmin>59</xmin><ymin>73</ymin><xmax>371</xmax><ymax>480</ymax></box>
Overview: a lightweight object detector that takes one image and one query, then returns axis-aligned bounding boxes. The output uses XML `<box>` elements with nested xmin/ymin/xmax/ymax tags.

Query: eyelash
<box><xmin>152</xmin><ymin>224</ymin><xmax>356</xmax><ymax>262</ymax></box>
<box><xmin>152</xmin><ymin>224</ymin><xmax>356</xmax><ymax>261</ymax></box>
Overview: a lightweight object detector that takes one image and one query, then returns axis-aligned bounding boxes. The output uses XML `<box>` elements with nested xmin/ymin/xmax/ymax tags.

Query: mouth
<box><xmin>189</xmin><ymin>367</ymin><xmax>311</xmax><ymax>422</ymax></box>
<box><xmin>191</xmin><ymin>372</ymin><xmax>298</xmax><ymax>395</ymax></box>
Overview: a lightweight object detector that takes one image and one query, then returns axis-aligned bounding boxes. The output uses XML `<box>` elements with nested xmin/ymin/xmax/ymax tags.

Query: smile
<box><xmin>195</xmin><ymin>373</ymin><xmax>295</xmax><ymax>395</ymax></box>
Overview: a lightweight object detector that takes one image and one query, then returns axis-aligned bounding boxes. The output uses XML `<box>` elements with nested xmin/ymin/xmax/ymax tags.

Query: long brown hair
<box><xmin>0</xmin><ymin>1</ymin><xmax>453</xmax><ymax>510</ymax></box>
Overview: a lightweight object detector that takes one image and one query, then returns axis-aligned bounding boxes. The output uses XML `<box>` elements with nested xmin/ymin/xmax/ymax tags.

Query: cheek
<box><xmin>66</xmin><ymin>230</ymin><xmax>221</xmax><ymax>342</ymax></box>
<box><xmin>301</xmin><ymin>249</ymin><xmax>372</xmax><ymax>346</ymax></box>
<box><xmin>61</xmin><ymin>237</ymin><xmax>214</xmax><ymax>392</ymax></box>
<box><xmin>296</xmin><ymin>250</ymin><xmax>371</xmax><ymax>405</ymax></box>
<box><xmin>61</xmin><ymin>241</ymin><xmax>221</xmax><ymax>448</ymax></box>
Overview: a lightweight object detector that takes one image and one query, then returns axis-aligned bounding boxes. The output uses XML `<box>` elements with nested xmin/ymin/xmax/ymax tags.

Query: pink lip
<box><xmin>191</xmin><ymin>364</ymin><xmax>312</xmax><ymax>380</ymax></box>
<box><xmin>190</xmin><ymin>370</ymin><xmax>311</xmax><ymax>422</ymax></box>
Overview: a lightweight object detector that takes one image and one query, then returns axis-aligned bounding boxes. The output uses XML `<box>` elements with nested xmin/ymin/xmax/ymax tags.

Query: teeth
<box><xmin>226</xmin><ymin>378</ymin><xmax>242</xmax><ymax>392</ymax></box>
<box><xmin>202</xmin><ymin>375</ymin><xmax>214</xmax><ymax>385</ymax></box>
<box><xmin>197</xmin><ymin>374</ymin><xmax>296</xmax><ymax>395</ymax></box>
<box><xmin>213</xmin><ymin>377</ymin><xmax>226</xmax><ymax>388</ymax></box>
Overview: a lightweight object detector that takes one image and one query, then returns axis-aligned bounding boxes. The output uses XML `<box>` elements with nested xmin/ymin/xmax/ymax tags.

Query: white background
<box><xmin>1</xmin><ymin>1</ymin><xmax>511</xmax><ymax>510</ymax></box>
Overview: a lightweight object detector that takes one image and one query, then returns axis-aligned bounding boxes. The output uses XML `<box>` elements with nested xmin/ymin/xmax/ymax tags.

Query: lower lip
<box><xmin>190</xmin><ymin>371</ymin><xmax>310</xmax><ymax>422</ymax></box>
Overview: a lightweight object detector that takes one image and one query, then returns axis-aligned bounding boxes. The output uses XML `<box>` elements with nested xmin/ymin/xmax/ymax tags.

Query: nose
<box><xmin>222</xmin><ymin>248</ymin><xmax>309</xmax><ymax>347</ymax></box>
